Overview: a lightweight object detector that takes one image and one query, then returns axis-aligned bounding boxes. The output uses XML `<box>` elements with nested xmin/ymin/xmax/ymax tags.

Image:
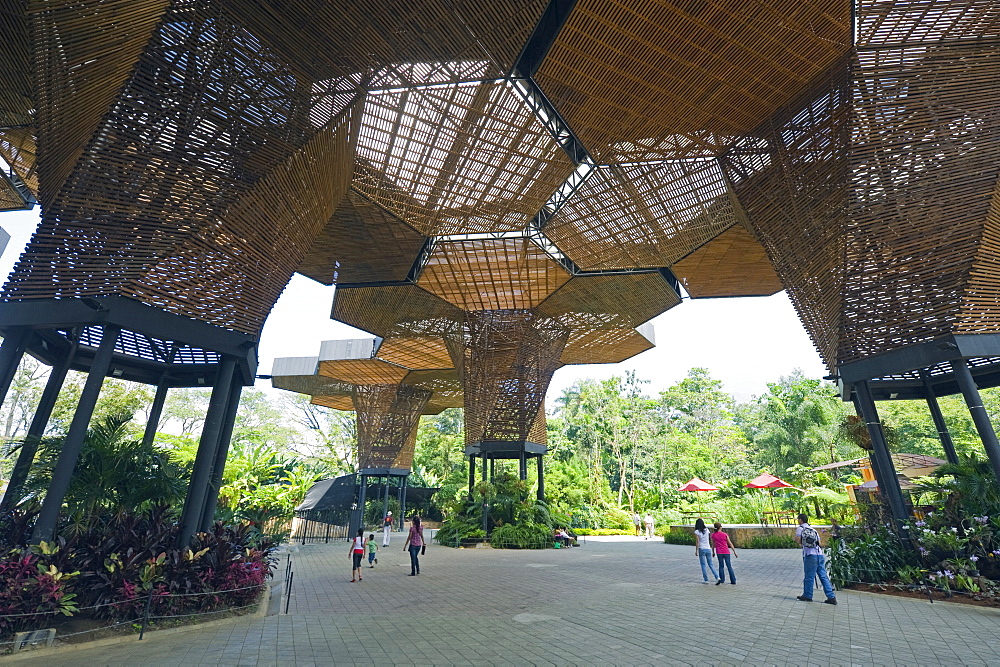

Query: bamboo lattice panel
<box><xmin>536</xmin><ymin>272</ymin><xmax>681</xmax><ymax>330</ymax></box>
<box><xmin>720</xmin><ymin>64</ymin><xmax>850</xmax><ymax>367</ymax></box>
<box><xmin>445</xmin><ymin>310</ymin><xmax>567</xmax><ymax>445</ymax></box>
<box><xmin>318</xmin><ymin>359</ymin><xmax>411</xmax><ymax>385</ymax></box>
<box><xmin>311</xmin><ymin>395</ymin><xmax>356</xmax><ymax>411</ymax></box>
<box><xmin>856</xmin><ymin>0</ymin><xmax>1000</xmax><ymax>45</ymax></box>
<box><xmin>845</xmin><ymin>6</ymin><xmax>1000</xmax><ymax>362</ymax></box>
<box><xmin>417</xmin><ymin>238</ymin><xmax>571</xmax><ymax>310</ymax></box>
<box><xmin>0</xmin><ymin>128</ymin><xmax>38</xmax><ymax>196</ymax></box>
<box><xmin>0</xmin><ymin>0</ymin><xmax>32</xmax><ymax>128</ymax></box>
<box><xmin>560</xmin><ymin>327</ymin><xmax>654</xmax><ymax>365</ymax></box>
<box><xmin>353</xmin><ymin>78</ymin><xmax>574</xmax><ymax>235</ymax></box>
<box><xmin>0</xmin><ymin>173</ymin><xmax>26</xmax><ymax>210</ymax></box>
<box><xmin>534</xmin><ymin>0</ymin><xmax>851</xmax><ymax>162</ymax></box>
<box><xmin>544</xmin><ymin>160</ymin><xmax>743</xmax><ymax>270</ymax></box>
<box><xmin>671</xmin><ymin>224</ymin><xmax>784</xmax><ymax>298</ymax></box>
<box><xmin>297</xmin><ymin>191</ymin><xmax>426</xmax><ymax>285</ymax></box>
<box><xmin>220</xmin><ymin>0</ymin><xmax>547</xmax><ymax>82</ymax></box>
<box><xmin>332</xmin><ymin>284</ymin><xmax>463</xmax><ymax>338</ymax></box>
<box><xmin>6</xmin><ymin>1</ymin><xmax>355</xmax><ymax>335</ymax></box>
<box><xmin>353</xmin><ymin>383</ymin><xmax>432</xmax><ymax>469</ymax></box>
<box><xmin>375</xmin><ymin>337</ymin><xmax>453</xmax><ymax>370</ymax></box>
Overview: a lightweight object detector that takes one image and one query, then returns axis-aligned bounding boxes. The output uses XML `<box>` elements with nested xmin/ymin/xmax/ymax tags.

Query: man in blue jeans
<box><xmin>795</xmin><ymin>513</ymin><xmax>837</xmax><ymax>605</ymax></box>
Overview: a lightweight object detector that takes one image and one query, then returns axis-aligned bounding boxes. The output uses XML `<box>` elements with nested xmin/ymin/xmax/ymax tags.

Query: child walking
<box><xmin>711</xmin><ymin>522</ymin><xmax>738</xmax><ymax>585</ymax></box>
<box><xmin>367</xmin><ymin>533</ymin><xmax>378</xmax><ymax>567</ymax></box>
<box><xmin>349</xmin><ymin>528</ymin><xmax>366</xmax><ymax>582</ymax></box>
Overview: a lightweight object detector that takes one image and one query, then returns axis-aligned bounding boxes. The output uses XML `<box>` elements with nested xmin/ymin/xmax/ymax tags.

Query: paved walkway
<box><xmin>6</xmin><ymin>534</ymin><xmax>1000</xmax><ymax>665</ymax></box>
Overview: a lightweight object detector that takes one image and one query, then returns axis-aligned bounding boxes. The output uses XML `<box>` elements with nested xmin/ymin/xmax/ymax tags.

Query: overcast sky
<box><xmin>1</xmin><ymin>209</ymin><xmax>827</xmax><ymax>403</ymax></box>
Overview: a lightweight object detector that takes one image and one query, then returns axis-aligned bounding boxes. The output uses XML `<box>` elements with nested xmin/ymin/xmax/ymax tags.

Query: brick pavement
<box><xmin>7</xmin><ymin>534</ymin><xmax>1000</xmax><ymax>665</ymax></box>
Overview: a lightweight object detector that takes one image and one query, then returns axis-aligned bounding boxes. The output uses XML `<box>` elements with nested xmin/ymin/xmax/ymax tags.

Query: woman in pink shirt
<box><xmin>710</xmin><ymin>522</ymin><xmax>738</xmax><ymax>585</ymax></box>
<box><xmin>402</xmin><ymin>515</ymin><xmax>425</xmax><ymax>576</ymax></box>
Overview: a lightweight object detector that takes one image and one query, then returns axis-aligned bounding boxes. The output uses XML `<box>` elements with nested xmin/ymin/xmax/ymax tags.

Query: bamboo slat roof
<box><xmin>672</xmin><ymin>225</ymin><xmax>783</xmax><ymax>298</ymax></box>
<box><xmin>7</xmin><ymin>0</ymin><xmax>1000</xmax><ymax>381</ymax></box>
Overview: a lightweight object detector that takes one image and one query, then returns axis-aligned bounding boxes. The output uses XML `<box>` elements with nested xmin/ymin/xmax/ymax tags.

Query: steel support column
<box><xmin>0</xmin><ymin>327</ymin><xmax>30</xmax><ymax>409</ymax></box>
<box><xmin>199</xmin><ymin>369</ymin><xmax>243</xmax><ymax>532</ymax></box>
<box><xmin>854</xmin><ymin>381</ymin><xmax>909</xmax><ymax>527</ymax></box>
<box><xmin>351</xmin><ymin>473</ymin><xmax>368</xmax><ymax>536</ymax></box>
<box><xmin>142</xmin><ymin>377</ymin><xmax>170</xmax><ymax>449</ymax></box>
<box><xmin>537</xmin><ymin>456</ymin><xmax>545</xmax><ymax>502</ymax></box>
<box><xmin>519</xmin><ymin>449</ymin><xmax>527</xmax><ymax>481</ymax></box>
<box><xmin>31</xmin><ymin>325</ymin><xmax>120</xmax><ymax>544</ymax></box>
<box><xmin>0</xmin><ymin>336</ymin><xmax>78</xmax><ymax>512</ymax></box>
<box><xmin>920</xmin><ymin>370</ymin><xmax>959</xmax><ymax>465</ymax></box>
<box><xmin>177</xmin><ymin>356</ymin><xmax>235</xmax><ymax>546</ymax></box>
<box><xmin>951</xmin><ymin>359</ymin><xmax>1000</xmax><ymax>482</ymax></box>
<box><xmin>400</xmin><ymin>475</ymin><xmax>408</xmax><ymax>527</ymax></box>
<box><xmin>468</xmin><ymin>454</ymin><xmax>476</xmax><ymax>497</ymax></box>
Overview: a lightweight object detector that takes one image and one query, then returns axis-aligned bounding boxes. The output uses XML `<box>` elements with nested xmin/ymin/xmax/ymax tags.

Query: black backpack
<box><xmin>799</xmin><ymin>525</ymin><xmax>820</xmax><ymax>549</ymax></box>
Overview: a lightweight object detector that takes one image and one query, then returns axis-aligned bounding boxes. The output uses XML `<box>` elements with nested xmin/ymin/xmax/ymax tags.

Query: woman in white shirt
<box><xmin>693</xmin><ymin>518</ymin><xmax>720</xmax><ymax>583</ymax></box>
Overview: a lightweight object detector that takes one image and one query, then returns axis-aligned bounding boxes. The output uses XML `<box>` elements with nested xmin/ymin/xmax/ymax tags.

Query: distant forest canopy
<box><xmin>2</xmin><ymin>358</ymin><xmax>997</xmax><ymax>518</ymax></box>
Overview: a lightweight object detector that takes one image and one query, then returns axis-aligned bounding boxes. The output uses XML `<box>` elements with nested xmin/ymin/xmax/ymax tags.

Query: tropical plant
<box><xmin>25</xmin><ymin>412</ymin><xmax>184</xmax><ymax>520</ymax></box>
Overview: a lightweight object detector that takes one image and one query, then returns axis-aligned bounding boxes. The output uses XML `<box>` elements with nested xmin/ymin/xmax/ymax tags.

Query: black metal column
<box><xmin>468</xmin><ymin>454</ymin><xmax>475</xmax><ymax>496</ymax></box>
<box><xmin>519</xmin><ymin>449</ymin><xmax>527</xmax><ymax>481</ymax></box>
<box><xmin>951</xmin><ymin>359</ymin><xmax>1000</xmax><ymax>482</ymax></box>
<box><xmin>0</xmin><ymin>337</ymin><xmax>77</xmax><ymax>512</ymax></box>
<box><xmin>920</xmin><ymin>370</ymin><xmax>959</xmax><ymax>465</ymax></box>
<box><xmin>177</xmin><ymin>357</ymin><xmax>235</xmax><ymax>546</ymax></box>
<box><xmin>351</xmin><ymin>473</ymin><xmax>368</xmax><ymax>536</ymax></box>
<box><xmin>381</xmin><ymin>476</ymin><xmax>391</xmax><ymax>530</ymax></box>
<box><xmin>0</xmin><ymin>327</ymin><xmax>30</xmax><ymax>409</ymax></box>
<box><xmin>489</xmin><ymin>455</ymin><xmax>495</xmax><ymax>482</ymax></box>
<box><xmin>199</xmin><ymin>369</ymin><xmax>243</xmax><ymax>532</ymax></box>
<box><xmin>31</xmin><ymin>325</ymin><xmax>120</xmax><ymax>544</ymax></box>
<box><xmin>854</xmin><ymin>381</ymin><xmax>909</xmax><ymax>527</ymax></box>
<box><xmin>851</xmin><ymin>396</ymin><xmax>889</xmax><ymax>488</ymax></box>
<box><xmin>400</xmin><ymin>475</ymin><xmax>408</xmax><ymax>527</ymax></box>
<box><xmin>142</xmin><ymin>377</ymin><xmax>170</xmax><ymax>449</ymax></box>
<box><xmin>537</xmin><ymin>455</ymin><xmax>545</xmax><ymax>502</ymax></box>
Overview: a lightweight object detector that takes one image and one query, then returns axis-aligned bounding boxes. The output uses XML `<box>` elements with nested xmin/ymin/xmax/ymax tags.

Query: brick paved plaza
<box><xmin>7</xmin><ymin>535</ymin><xmax>1000</xmax><ymax>665</ymax></box>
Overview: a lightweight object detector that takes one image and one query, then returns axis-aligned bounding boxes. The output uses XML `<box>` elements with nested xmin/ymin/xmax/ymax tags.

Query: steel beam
<box><xmin>920</xmin><ymin>370</ymin><xmax>959</xmax><ymax>465</ymax></box>
<box><xmin>0</xmin><ymin>327</ymin><xmax>29</xmax><ymax>409</ymax></box>
<box><xmin>0</xmin><ymin>333</ymin><xmax>78</xmax><ymax>512</ymax></box>
<box><xmin>177</xmin><ymin>356</ymin><xmax>236</xmax><ymax>545</ymax></box>
<box><xmin>951</xmin><ymin>359</ymin><xmax>1000</xmax><ymax>482</ymax></box>
<box><xmin>854</xmin><ymin>381</ymin><xmax>909</xmax><ymax>528</ymax></box>
<box><xmin>199</xmin><ymin>368</ymin><xmax>244</xmax><ymax>532</ymax></box>
<box><xmin>31</xmin><ymin>325</ymin><xmax>120</xmax><ymax>544</ymax></box>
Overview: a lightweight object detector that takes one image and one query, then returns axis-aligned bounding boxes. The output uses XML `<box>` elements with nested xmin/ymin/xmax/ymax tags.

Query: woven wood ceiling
<box><xmin>5</xmin><ymin>0</ymin><xmax>1000</xmax><ymax>380</ymax></box>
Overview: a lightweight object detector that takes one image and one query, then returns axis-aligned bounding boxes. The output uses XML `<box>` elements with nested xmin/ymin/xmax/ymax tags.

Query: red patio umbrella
<box><xmin>745</xmin><ymin>473</ymin><xmax>795</xmax><ymax>516</ymax></box>
<box><xmin>677</xmin><ymin>477</ymin><xmax>719</xmax><ymax>514</ymax></box>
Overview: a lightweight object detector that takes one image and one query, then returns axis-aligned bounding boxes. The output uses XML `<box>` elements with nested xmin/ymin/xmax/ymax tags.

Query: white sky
<box><xmin>0</xmin><ymin>208</ymin><xmax>827</xmax><ymax>404</ymax></box>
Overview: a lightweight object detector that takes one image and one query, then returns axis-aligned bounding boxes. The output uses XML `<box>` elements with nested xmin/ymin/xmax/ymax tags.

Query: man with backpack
<box><xmin>795</xmin><ymin>513</ymin><xmax>837</xmax><ymax>605</ymax></box>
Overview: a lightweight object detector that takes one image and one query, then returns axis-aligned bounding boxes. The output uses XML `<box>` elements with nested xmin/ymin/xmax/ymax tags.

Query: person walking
<box><xmin>349</xmin><ymin>528</ymin><xmax>366</xmax><ymax>582</ymax></box>
<box><xmin>643</xmin><ymin>512</ymin><xmax>655</xmax><ymax>540</ymax></box>
<box><xmin>382</xmin><ymin>510</ymin><xmax>393</xmax><ymax>547</ymax></box>
<box><xmin>402</xmin><ymin>515</ymin><xmax>425</xmax><ymax>576</ymax></box>
<box><xmin>795</xmin><ymin>513</ymin><xmax>837</xmax><ymax>605</ymax></box>
<box><xmin>693</xmin><ymin>518</ymin><xmax>719</xmax><ymax>584</ymax></box>
<box><xmin>367</xmin><ymin>533</ymin><xmax>378</xmax><ymax>567</ymax></box>
<box><xmin>633</xmin><ymin>511</ymin><xmax>642</xmax><ymax>537</ymax></box>
<box><xmin>711</xmin><ymin>522</ymin><xmax>737</xmax><ymax>585</ymax></box>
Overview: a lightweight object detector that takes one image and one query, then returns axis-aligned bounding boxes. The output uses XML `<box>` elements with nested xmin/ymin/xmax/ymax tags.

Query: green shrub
<box><xmin>662</xmin><ymin>528</ymin><xmax>694</xmax><ymax>545</ymax></box>
<box><xmin>743</xmin><ymin>535</ymin><xmax>798</xmax><ymax>549</ymax></box>
<box><xmin>490</xmin><ymin>522</ymin><xmax>551</xmax><ymax>549</ymax></box>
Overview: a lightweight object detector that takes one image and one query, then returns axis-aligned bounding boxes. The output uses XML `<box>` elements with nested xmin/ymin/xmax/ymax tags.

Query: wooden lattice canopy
<box><xmin>4</xmin><ymin>0</ymin><xmax>999</xmax><ymax>383</ymax></box>
<box><xmin>271</xmin><ymin>338</ymin><xmax>463</xmax><ymax>469</ymax></box>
